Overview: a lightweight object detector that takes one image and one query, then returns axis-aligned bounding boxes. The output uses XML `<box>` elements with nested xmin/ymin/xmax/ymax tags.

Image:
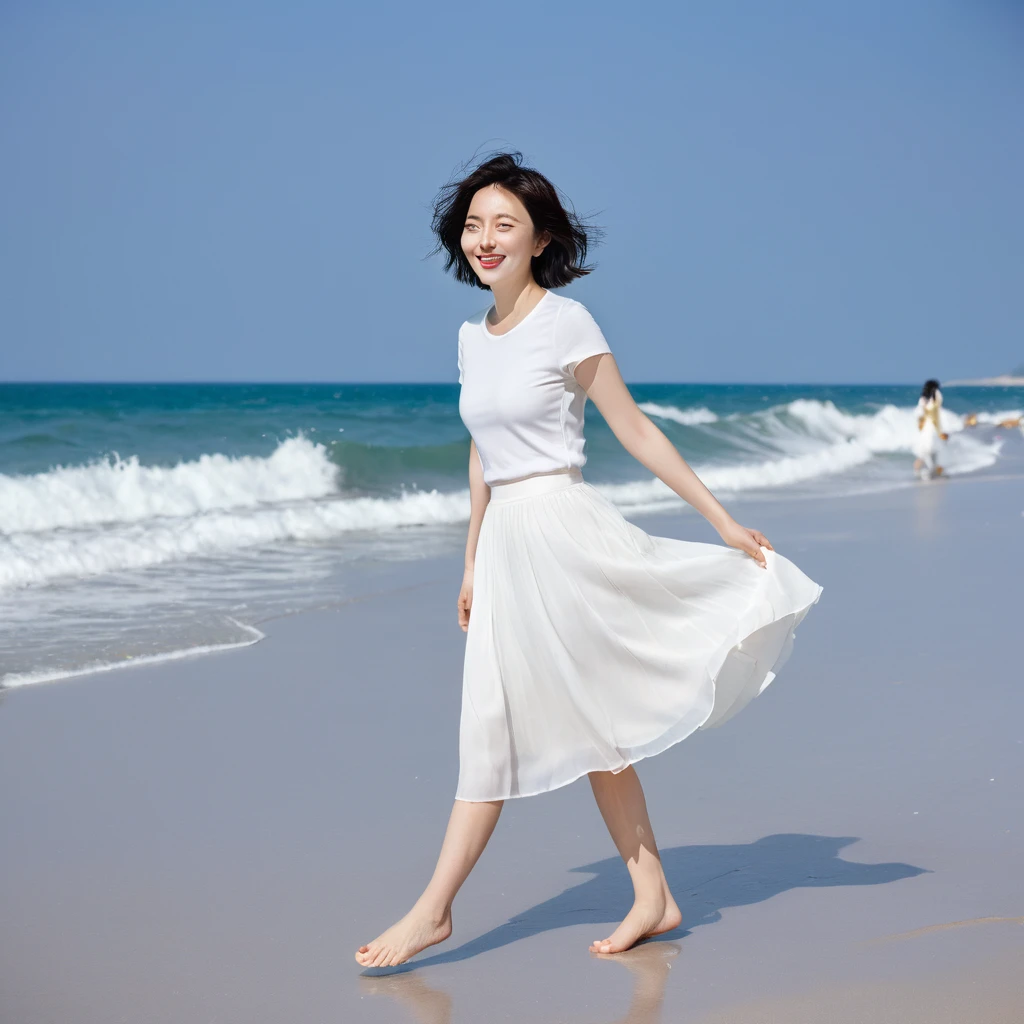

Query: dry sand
<box><xmin>1</xmin><ymin>474</ymin><xmax>1022</xmax><ymax>1023</ymax></box>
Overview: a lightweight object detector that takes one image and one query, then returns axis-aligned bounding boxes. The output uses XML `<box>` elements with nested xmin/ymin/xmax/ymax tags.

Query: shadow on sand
<box><xmin>365</xmin><ymin>833</ymin><xmax>926</xmax><ymax>976</ymax></box>
<box><xmin>360</xmin><ymin>834</ymin><xmax>926</xmax><ymax>1022</ymax></box>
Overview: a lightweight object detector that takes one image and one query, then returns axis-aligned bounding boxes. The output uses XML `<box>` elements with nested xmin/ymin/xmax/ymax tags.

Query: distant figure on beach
<box><xmin>355</xmin><ymin>152</ymin><xmax>822</xmax><ymax>969</ymax></box>
<box><xmin>912</xmin><ymin>379</ymin><xmax>946</xmax><ymax>479</ymax></box>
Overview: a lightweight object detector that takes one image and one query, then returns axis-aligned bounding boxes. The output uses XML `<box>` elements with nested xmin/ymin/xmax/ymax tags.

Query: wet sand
<box><xmin>1</xmin><ymin>474</ymin><xmax>1022</xmax><ymax>1023</ymax></box>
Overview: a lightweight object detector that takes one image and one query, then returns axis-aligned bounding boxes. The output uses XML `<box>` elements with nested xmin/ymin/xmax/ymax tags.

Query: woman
<box><xmin>355</xmin><ymin>153</ymin><xmax>822</xmax><ymax>969</ymax></box>
<box><xmin>912</xmin><ymin>379</ymin><xmax>946</xmax><ymax>479</ymax></box>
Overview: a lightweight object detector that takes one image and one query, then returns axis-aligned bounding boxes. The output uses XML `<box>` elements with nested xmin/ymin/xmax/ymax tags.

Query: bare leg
<box><xmin>355</xmin><ymin>798</ymin><xmax>502</xmax><ymax>968</ymax></box>
<box><xmin>587</xmin><ymin>766</ymin><xmax>682</xmax><ymax>955</ymax></box>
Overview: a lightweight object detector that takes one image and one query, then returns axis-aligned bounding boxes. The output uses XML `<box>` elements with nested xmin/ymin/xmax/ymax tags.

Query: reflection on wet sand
<box><xmin>360</xmin><ymin>972</ymin><xmax>453</xmax><ymax>1024</ymax></box>
<box><xmin>596</xmin><ymin>942</ymin><xmax>682</xmax><ymax>1024</ymax></box>
<box><xmin>360</xmin><ymin>940</ymin><xmax>682</xmax><ymax>1024</ymax></box>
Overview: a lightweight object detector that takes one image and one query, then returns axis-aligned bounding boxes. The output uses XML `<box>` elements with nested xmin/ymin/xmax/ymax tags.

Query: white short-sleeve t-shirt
<box><xmin>457</xmin><ymin>290</ymin><xmax>612</xmax><ymax>486</ymax></box>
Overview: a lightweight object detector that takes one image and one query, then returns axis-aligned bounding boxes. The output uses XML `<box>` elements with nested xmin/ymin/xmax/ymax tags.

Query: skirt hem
<box><xmin>455</xmin><ymin>572</ymin><xmax>823</xmax><ymax>803</ymax></box>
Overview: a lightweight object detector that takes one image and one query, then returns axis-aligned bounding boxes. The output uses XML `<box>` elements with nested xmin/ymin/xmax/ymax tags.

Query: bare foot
<box><xmin>355</xmin><ymin>903</ymin><xmax>453</xmax><ymax>969</ymax></box>
<box><xmin>589</xmin><ymin>888</ymin><xmax>682</xmax><ymax>955</ymax></box>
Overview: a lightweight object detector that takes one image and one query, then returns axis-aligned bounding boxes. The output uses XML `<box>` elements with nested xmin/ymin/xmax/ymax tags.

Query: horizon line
<box><xmin>0</xmin><ymin>379</ymin><xmax>984</xmax><ymax>389</ymax></box>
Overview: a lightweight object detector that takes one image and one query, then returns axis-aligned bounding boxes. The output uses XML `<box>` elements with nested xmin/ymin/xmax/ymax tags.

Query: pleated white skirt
<box><xmin>456</xmin><ymin>468</ymin><xmax>823</xmax><ymax>802</ymax></box>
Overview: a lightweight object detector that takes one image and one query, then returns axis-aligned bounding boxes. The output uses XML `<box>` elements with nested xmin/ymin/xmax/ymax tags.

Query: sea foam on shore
<box><xmin>1</xmin><ymin>383</ymin><xmax>1020</xmax><ymax>685</ymax></box>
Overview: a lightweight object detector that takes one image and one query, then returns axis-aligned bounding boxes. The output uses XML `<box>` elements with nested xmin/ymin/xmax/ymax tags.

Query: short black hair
<box><xmin>429</xmin><ymin>151</ymin><xmax>599</xmax><ymax>290</ymax></box>
<box><xmin>922</xmin><ymin>379</ymin><xmax>941</xmax><ymax>399</ymax></box>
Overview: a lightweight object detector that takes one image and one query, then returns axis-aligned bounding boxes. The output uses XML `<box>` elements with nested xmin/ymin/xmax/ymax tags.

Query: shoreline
<box><xmin>4</xmin><ymin>457</ymin><xmax>1023</xmax><ymax>691</ymax></box>
<box><xmin>4</xmin><ymin>464</ymin><xmax>1021</xmax><ymax>693</ymax></box>
<box><xmin>4</xmin><ymin>382</ymin><xmax>1022</xmax><ymax>689</ymax></box>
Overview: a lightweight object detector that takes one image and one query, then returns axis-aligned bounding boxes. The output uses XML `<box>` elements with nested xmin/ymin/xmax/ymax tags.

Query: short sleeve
<box><xmin>457</xmin><ymin>329</ymin><xmax>464</xmax><ymax>385</ymax></box>
<box><xmin>554</xmin><ymin>301</ymin><xmax>612</xmax><ymax>378</ymax></box>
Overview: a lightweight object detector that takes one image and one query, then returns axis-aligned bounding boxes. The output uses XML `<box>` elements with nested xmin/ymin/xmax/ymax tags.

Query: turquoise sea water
<box><xmin>2</xmin><ymin>382</ymin><xmax>1021</xmax><ymax>684</ymax></box>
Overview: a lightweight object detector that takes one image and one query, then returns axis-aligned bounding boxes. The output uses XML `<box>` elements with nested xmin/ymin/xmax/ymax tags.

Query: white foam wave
<box><xmin>0</xmin><ymin>400</ymin><xmax>1012</xmax><ymax>593</ymax></box>
<box><xmin>0</xmin><ymin>487</ymin><xmax>472</xmax><ymax>591</ymax></box>
<box><xmin>783</xmin><ymin>399</ymin><xmax>1021</xmax><ymax>447</ymax></box>
<box><xmin>597</xmin><ymin>399</ymin><xmax>1005</xmax><ymax>513</ymax></box>
<box><xmin>639</xmin><ymin>402</ymin><xmax>719</xmax><ymax>425</ymax></box>
<box><xmin>0</xmin><ymin>435</ymin><xmax>338</xmax><ymax>535</ymax></box>
<box><xmin>596</xmin><ymin>440</ymin><xmax>878</xmax><ymax>513</ymax></box>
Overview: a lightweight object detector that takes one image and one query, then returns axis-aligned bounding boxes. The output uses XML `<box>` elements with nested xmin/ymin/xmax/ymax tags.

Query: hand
<box><xmin>457</xmin><ymin>568</ymin><xmax>474</xmax><ymax>631</ymax></box>
<box><xmin>718</xmin><ymin>520</ymin><xmax>773</xmax><ymax>568</ymax></box>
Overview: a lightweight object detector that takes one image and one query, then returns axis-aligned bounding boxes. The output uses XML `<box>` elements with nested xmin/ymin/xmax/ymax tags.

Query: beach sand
<box><xmin>1</xmin><ymin>474</ymin><xmax>1022</xmax><ymax>1023</ymax></box>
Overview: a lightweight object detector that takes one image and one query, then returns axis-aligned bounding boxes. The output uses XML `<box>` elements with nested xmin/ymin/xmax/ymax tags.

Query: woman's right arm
<box><xmin>458</xmin><ymin>439</ymin><xmax>490</xmax><ymax>631</ymax></box>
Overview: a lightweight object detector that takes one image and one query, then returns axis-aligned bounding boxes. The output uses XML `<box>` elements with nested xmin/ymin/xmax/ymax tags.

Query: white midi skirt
<box><xmin>456</xmin><ymin>468</ymin><xmax>823</xmax><ymax>802</ymax></box>
<box><xmin>911</xmin><ymin>421</ymin><xmax>941</xmax><ymax>462</ymax></box>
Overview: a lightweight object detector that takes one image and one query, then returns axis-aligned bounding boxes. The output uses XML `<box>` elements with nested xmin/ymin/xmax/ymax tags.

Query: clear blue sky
<box><xmin>1</xmin><ymin>1</ymin><xmax>1021</xmax><ymax>384</ymax></box>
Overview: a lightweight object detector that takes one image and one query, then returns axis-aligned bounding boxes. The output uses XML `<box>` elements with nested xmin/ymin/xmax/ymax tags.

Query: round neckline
<box><xmin>481</xmin><ymin>289</ymin><xmax>551</xmax><ymax>339</ymax></box>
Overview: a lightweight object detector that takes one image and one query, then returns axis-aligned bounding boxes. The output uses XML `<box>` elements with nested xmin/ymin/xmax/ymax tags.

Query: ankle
<box><xmin>413</xmin><ymin>894</ymin><xmax>451</xmax><ymax>925</ymax></box>
<box><xmin>627</xmin><ymin>873</ymin><xmax>670</xmax><ymax>906</ymax></box>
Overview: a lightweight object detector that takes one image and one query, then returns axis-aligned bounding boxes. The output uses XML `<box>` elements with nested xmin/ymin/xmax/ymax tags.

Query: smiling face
<box><xmin>460</xmin><ymin>184</ymin><xmax>550</xmax><ymax>289</ymax></box>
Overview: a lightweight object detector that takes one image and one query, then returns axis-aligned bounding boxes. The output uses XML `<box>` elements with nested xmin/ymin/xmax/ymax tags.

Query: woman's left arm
<box><xmin>575</xmin><ymin>354</ymin><xmax>771</xmax><ymax>567</ymax></box>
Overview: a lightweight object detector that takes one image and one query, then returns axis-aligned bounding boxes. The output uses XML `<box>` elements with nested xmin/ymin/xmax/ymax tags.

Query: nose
<box><xmin>480</xmin><ymin>225</ymin><xmax>497</xmax><ymax>251</ymax></box>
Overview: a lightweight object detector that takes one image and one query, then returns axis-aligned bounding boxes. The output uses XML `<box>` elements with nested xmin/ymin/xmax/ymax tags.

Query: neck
<box><xmin>491</xmin><ymin>276</ymin><xmax>543</xmax><ymax>323</ymax></box>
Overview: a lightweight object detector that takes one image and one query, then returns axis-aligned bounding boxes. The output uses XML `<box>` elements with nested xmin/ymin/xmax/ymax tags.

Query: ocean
<box><xmin>2</xmin><ymin>381</ymin><xmax>1021</xmax><ymax>686</ymax></box>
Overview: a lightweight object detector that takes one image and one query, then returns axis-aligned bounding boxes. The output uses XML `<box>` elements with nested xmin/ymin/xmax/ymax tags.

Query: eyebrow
<box><xmin>466</xmin><ymin>212</ymin><xmax>521</xmax><ymax>222</ymax></box>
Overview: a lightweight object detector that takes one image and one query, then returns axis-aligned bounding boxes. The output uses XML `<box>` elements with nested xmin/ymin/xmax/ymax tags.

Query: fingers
<box><xmin>457</xmin><ymin>593</ymin><xmax>472</xmax><ymax>630</ymax></box>
<box><xmin>744</xmin><ymin>538</ymin><xmax>767</xmax><ymax>568</ymax></box>
<box><xmin>753</xmin><ymin>530</ymin><xmax>773</xmax><ymax>552</ymax></box>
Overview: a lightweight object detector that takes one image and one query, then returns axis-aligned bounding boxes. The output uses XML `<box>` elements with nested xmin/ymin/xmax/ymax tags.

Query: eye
<box><xmin>498</xmin><ymin>222</ymin><xmax>514</xmax><ymax>229</ymax></box>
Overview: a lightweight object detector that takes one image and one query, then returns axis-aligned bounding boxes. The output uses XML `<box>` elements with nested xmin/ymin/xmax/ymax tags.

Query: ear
<box><xmin>533</xmin><ymin>230</ymin><xmax>552</xmax><ymax>257</ymax></box>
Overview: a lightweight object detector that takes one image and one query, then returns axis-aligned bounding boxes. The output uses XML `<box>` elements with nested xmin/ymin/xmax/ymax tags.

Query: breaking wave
<box><xmin>0</xmin><ymin>401</ymin><xmax>1015</xmax><ymax>591</ymax></box>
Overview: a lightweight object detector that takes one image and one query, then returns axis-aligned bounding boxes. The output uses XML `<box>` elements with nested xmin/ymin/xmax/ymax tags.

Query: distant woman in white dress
<box><xmin>912</xmin><ymin>379</ymin><xmax>946</xmax><ymax>479</ymax></box>
<box><xmin>355</xmin><ymin>153</ymin><xmax>822</xmax><ymax>969</ymax></box>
